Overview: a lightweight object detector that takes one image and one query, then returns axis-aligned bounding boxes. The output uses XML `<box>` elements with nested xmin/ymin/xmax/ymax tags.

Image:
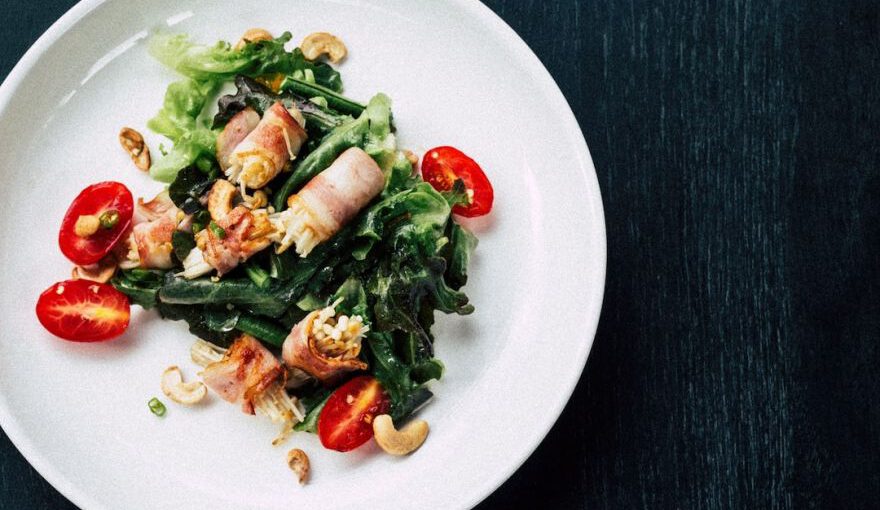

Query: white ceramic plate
<box><xmin>0</xmin><ymin>1</ymin><xmax>605</xmax><ymax>508</ymax></box>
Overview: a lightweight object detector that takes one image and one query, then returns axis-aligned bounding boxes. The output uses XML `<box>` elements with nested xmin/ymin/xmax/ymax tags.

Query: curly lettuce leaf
<box><xmin>149</xmin><ymin>32</ymin><xmax>341</xmax><ymax>89</ymax></box>
<box><xmin>146</xmin><ymin>77</ymin><xmax>218</xmax><ymax>182</ymax></box>
<box><xmin>149</xmin><ymin>127</ymin><xmax>216</xmax><ymax>182</ymax></box>
<box><xmin>147</xmin><ymin>78</ymin><xmax>215</xmax><ymax>141</ymax></box>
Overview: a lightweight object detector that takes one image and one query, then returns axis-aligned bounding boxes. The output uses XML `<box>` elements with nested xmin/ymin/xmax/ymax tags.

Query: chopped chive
<box><xmin>209</xmin><ymin>221</ymin><xmax>226</xmax><ymax>239</ymax></box>
<box><xmin>99</xmin><ymin>210</ymin><xmax>120</xmax><ymax>229</ymax></box>
<box><xmin>148</xmin><ymin>397</ymin><xmax>167</xmax><ymax>417</ymax></box>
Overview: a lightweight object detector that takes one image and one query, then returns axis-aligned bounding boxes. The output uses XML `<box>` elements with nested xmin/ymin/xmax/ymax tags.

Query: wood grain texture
<box><xmin>2</xmin><ymin>0</ymin><xmax>879</xmax><ymax>508</ymax></box>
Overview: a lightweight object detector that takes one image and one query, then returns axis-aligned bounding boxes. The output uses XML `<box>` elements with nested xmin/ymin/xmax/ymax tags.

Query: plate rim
<box><xmin>0</xmin><ymin>1</ymin><xmax>607</xmax><ymax>508</ymax></box>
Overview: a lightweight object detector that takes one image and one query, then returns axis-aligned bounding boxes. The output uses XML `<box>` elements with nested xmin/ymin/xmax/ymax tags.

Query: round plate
<box><xmin>0</xmin><ymin>1</ymin><xmax>605</xmax><ymax>508</ymax></box>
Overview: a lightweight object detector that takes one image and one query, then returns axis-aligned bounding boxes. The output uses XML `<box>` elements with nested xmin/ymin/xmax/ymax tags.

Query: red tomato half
<box><xmin>36</xmin><ymin>279</ymin><xmax>130</xmax><ymax>342</ymax></box>
<box><xmin>59</xmin><ymin>181</ymin><xmax>133</xmax><ymax>265</ymax></box>
<box><xmin>421</xmin><ymin>146</ymin><xmax>494</xmax><ymax>217</ymax></box>
<box><xmin>318</xmin><ymin>376</ymin><xmax>391</xmax><ymax>452</ymax></box>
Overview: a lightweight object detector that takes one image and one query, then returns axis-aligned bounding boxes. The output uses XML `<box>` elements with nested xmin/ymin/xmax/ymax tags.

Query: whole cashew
<box><xmin>287</xmin><ymin>448</ymin><xmax>310</xmax><ymax>485</ymax></box>
<box><xmin>161</xmin><ymin>366</ymin><xmax>207</xmax><ymax>405</ymax></box>
<box><xmin>372</xmin><ymin>414</ymin><xmax>429</xmax><ymax>455</ymax></box>
<box><xmin>235</xmin><ymin>28</ymin><xmax>273</xmax><ymax>50</ymax></box>
<box><xmin>300</xmin><ymin>32</ymin><xmax>347</xmax><ymax>63</ymax></box>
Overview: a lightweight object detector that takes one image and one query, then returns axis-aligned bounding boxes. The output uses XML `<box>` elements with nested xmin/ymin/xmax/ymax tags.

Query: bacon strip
<box><xmin>127</xmin><ymin>191</ymin><xmax>182</xmax><ymax>269</ymax></box>
<box><xmin>216</xmin><ymin>107</ymin><xmax>260</xmax><ymax>171</ymax></box>
<box><xmin>194</xmin><ymin>180</ymin><xmax>274</xmax><ymax>276</ymax></box>
<box><xmin>201</xmin><ymin>335</ymin><xmax>285</xmax><ymax>415</ymax></box>
<box><xmin>273</xmin><ymin>147</ymin><xmax>385</xmax><ymax>256</ymax></box>
<box><xmin>282</xmin><ymin>309</ymin><xmax>368</xmax><ymax>385</ymax></box>
<box><xmin>227</xmin><ymin>102</ymin><xmax>307</xmax><ymax>190</ymax></box>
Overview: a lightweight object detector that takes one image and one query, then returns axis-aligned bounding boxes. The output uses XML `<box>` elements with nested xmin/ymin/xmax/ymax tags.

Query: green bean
<box><xmin>281</xmin><ymin>77</ymin><xmax>365</xmax><ymax>116</ymax></box>
<box><xmin>236</xmin><ymin>314</ymin><xmax>289</xmax><ymax>347</ymax></box>
<box><xmin>272</xmin><ymin>117</ymin><xmax>368</xmax><ymax>210</ymax></box>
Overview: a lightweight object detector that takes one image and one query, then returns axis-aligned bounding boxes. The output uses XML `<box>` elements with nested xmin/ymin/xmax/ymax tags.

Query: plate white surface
<box><xmin>0</xmin><ymin>1</ymin><xmax>606</xmax><ymax>508</ymax></box>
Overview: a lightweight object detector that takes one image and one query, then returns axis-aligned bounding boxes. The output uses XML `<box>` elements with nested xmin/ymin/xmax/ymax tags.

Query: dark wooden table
<box><xmin>3</xmin><ymin>0</ymin><xmax>878</xmax><ymax>508</ymax></box>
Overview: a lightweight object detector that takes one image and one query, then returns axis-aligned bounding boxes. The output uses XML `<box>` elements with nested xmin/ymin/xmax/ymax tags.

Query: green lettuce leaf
<box><xmin>149</xmin><ymin>32</ymin><xmax>341</xmax><ymax>89</ymax></box>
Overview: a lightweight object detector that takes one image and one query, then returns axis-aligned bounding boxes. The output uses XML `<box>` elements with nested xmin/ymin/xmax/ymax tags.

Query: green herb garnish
<box><xmin>148</xmin><ymin>397</ymin><xmax>167</xmax><ymax>417</ymax></box>
<box><xmin>99</xmin><ymin>210</ymin><xmax>120</xmax><ymax>229</ymax></box>
<box><xmin>209</xmin><ymin>221</ymin><xmax>226</xmax><ymax>239</ymax></box>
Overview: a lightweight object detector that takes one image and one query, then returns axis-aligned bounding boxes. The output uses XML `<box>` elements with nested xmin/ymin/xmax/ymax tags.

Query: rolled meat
<box><xmin>122</xmin><ymin>191</ymin><xmax>182</xmax><ymax>269</ymax></box>
<box><xmin>216</xmin><ymin>107</ymin><xmax>260</xmax><ymax>171</ymax></box>
<box><xmin>201</xmin><ymin>334</ymin><xmax>286</xmax><ymax>415</ymax></box>
<box><xmin>282</xmin><ymin>299</ymin><xmax>369</xmax><ymax>385</ymax></box>
<box><xmin>226</xmin><ymin>102</ymin><xmax>307</xmax><ymax>190</ymax></box>
<box><xmin>272</xmin><ymin>147</ymin><xmax>385</xmax><ymax>256</ymax></box>
<box><xmin>185</xmin><ymin>180</ymin><xmax>275</xmax><ymax>277</ymax></box>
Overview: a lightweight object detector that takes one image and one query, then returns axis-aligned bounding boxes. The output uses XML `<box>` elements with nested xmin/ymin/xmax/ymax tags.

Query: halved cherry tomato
<box><xmin>421</xmin><ymin>146</ymin><xmax>494</xmax><ymax>217</ymax></box>
<box><xmin>318</xmin><ymin>376</ymin><xmax>391</xmax><ymax>452</ymax></box>
<box><xmin>59</xmin><ymin>182</ymin><xmax>133</xmax><ymax>265</ymax></box>
<box><xmin>36</xmin><ymin>279</ymin><xmax>130</xmax><ymax>342</ymax></box>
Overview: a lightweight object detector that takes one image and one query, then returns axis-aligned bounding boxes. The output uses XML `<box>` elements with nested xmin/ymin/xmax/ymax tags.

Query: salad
<box><xmin>34</xmin><ymin>28</ymin><xmax>493</xmax><ymax>478</ymax></box>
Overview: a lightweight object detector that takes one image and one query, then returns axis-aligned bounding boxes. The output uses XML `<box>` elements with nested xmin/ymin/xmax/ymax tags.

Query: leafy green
<box><xmin>411</xmin><ymin>359</ymin><xmax>445</xmax><ymax>385</ymax></box>
<box><xmin>330</xmin><ymin>277</ymin><xmax>369</xmax><ymax>319</ymax></box>
<box><xmin>364</xmin><ymin>332</ymin><xmax>434</xmax><ymax>421</ymax></box>
<box><xmin>362</xmin><ymin>93</ymin><xmax>397</xmax><ymax>171</ymax></box>
<box><xmin>352</xmin><ymin>182</ymin><xmax>451</xmax><ymax>260</ymax></box>
<box><xmin>111</xmin><ymin>269</ymin><xmax>165</xmax><ymax>309</ymax></box>
<box><xmin>150</xmin><ymin>129</ymin><xmax>217</xmax><ymax>183</ymax></box>
<box><xmin>158</xmin><ymin>274</ymin><xmax>289</xmax><ymax>318</ymax></box>
<box><xmin>293</xmin><ymin>390</ymin><xmax>332</xmax><ymax>433</ymax></box>
<box><xmin>146</xmin><ymin>77</ymin><xmax>218</xmax><ymax>183</ymax></box>
<box><xmin>213</xmin><ymin>75</ymin><xmax>350</xmax><ymax>139</ymax></box>
<box><xmin>168</xmin><ymin>165</ymin><xmax>216</xmax><ymax>213</ymax></box>
<box><xmin>156</xmin><ymin>303</ymin><xmax>237</xmax><ymax>345</ymax></box>
<box><xmin>153</xmin><ymin>32</ymin><xmax>283</xmax><ymax>80</ymax></box>
<box><xmin>171</xmin><ymin>231</ymin><xmax>196</xmax><ymax>262</ymax></box>
<box><xmin>147</xmin><ymin>79</ymin><xmax>214</xmax><ymax>142</ymax></box>
<box><xmin>445</xmin><ymin>222</ymin><xmax>478</xmax><ymax>290</ymax></box>
<box><xmin>384</xmin><ymin>152</ymin><xmax>420</xmax><ymax>197</ymax></box>
<box><xmin>190</xmin><ymin>210</ymin><xmax>211</xmax><ymax>234</ymax></box>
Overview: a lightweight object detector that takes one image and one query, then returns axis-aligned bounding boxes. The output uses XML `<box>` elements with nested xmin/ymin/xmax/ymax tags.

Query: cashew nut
<box><xmin>72</xmin><ymin>257</ymin><xmax>118</xmax><ymax>283</ymax></box>
<box><xmin>74</xmin><ymin>215</ymin><xmax>100</xmax><ymax>237</ymax></box>
<box><xmin>300</xmin><ymin>32</ymin><xmax>347</xmax><ymax>63</ymax></box>
<box><xmin>160</xmin><ymin>366</ymin><xmax>207</xmax><ymax>405</ymax></box>
<box><xmin>207</xmin><ymin>179</ymin><xmax>237</xmax><ymax>220</ymax></box>
<box><xmin>245</xmin><ymin>190</ymin><xmax>268</xmax><ymax>209</ymax></box>
<box><xmin>118</xmin><ymin>127</ymin><xmax>151</xmax><ymax>171</ymax></box>
<box><xmin>287</xmin><ymin>448</ymin><xmax>310</xmax><ymax>485</ymax></box>
<box><xmin>235</xmin><ymin>28</ymin><xmax>273</xmax><ymax>50</ymax></box>
<box><xmin>372</xmin><ymin>414</ymin><xmax>429</xmax><ymax>455</ymax></box>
